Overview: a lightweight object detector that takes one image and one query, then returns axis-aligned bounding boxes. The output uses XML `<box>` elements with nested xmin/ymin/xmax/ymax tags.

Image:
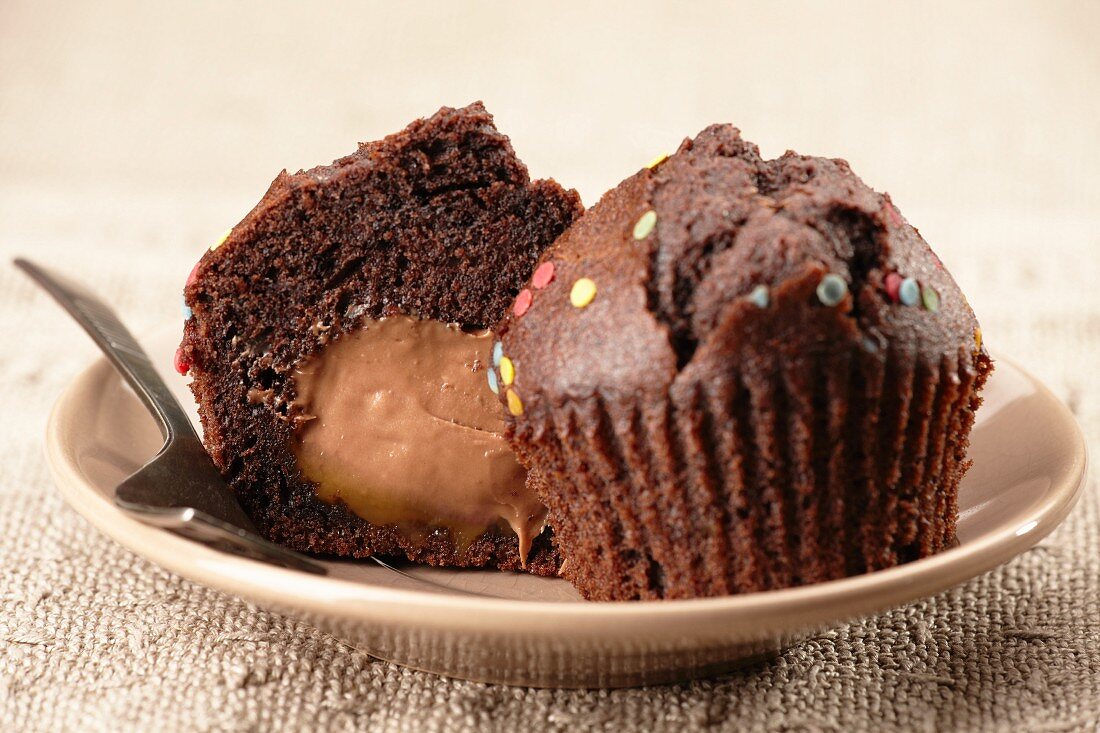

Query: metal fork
<box><xmin>15</xmin><ymin>258</ymin><xmax>326</xmax><ymax>575</ymax></box>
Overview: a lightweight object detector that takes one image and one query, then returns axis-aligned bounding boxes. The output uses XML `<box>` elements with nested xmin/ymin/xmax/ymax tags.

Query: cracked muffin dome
<box><xmin>178</xmin><ymin>103</ymin><xmax>582</xmax><ymax>575</ymax></box>
<box><xmin>492</xmin><ymin>125</ymin><xmax>993</xmax><ymax>600</ymax></box>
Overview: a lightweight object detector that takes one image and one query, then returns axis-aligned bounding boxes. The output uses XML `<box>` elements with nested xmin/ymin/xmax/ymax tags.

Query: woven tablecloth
<box><xmin>2</xmin><ymin>2</ymin><xmax>1099</xmax><ymax>730</ymax></box>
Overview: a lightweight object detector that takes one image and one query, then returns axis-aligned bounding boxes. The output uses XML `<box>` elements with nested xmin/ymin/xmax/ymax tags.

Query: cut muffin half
<box><xmin>178</xmin><ymin>102</ymin><xmax>583</xmax><ymax>574</ymax></box>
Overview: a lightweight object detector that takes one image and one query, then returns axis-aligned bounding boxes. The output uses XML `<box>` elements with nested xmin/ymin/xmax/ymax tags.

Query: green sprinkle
<box><xmin>633</xmin><ymin>210</ymin><xmax>657</xmax><ymax>240</ymax></box>
<box><xmin>899</xmin><ymin>277</ymin><xmax>920</xmax><ymax>306</ymax></box>
<box><xmin>924</xmin><ymin>281</ymin><xmax>941</xmax><ymax>310</ymax></box>
<box><xmin>922</xmin><ymin>284</ymin><xmax>940</xmax><ymax>312</ymax></box>
<box><xmin>816</xmin><ymin>274</ymin><xmax>848</xmax><ymax>307</ymax></box>
<box><xmin>749</xmin><ymin>284</ymin><xmax>769</xmax><ymax>308</ymax></box>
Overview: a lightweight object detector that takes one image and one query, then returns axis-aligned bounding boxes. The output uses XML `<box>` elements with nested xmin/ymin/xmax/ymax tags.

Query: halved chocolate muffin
<box><xmin>177</xmin><ymin>103</ymin><xmax>582</xmax><ymax>574</ymax></box>
<box><xmin>494</xmin><ymin>125</ymin><xmax>993</xmax><ymax>598</ymax></box>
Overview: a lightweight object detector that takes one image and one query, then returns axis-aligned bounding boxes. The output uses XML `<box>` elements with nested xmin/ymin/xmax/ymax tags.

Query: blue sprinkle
<box><xmin>816</xmin><ymin>274</ymin><xmax>848</xmax><ymax>307</ymax></box>
<box><xmin>861</xmin><ymin>336</ymin><xmax>879</xmax><ymax>353</ymax></box>
<box><xmin>492</xmin><ymin>342</ymin><xmax>503</xmax><ymax>367</ymax></box>
<box><xmin>487</xmin><ymin>368</ymin><xmax>500</xmax><ymax>395</ymax></box>
<box><xmin>899</xmin><ymin>277</ymin><xmax>920</xmax><ymax>306</ymax></box>
<box><xmin>181</xmin><ymin>295</ymin><xmax>193</xmax><ymax>320</ymax></box>
<box><xmin>748</xmin><ymin>284</ymin><xmax>769</xmax><ymax>308</ymax></box>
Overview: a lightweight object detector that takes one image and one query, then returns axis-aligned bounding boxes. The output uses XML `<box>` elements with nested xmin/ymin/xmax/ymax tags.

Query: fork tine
<box><xmin>115</xmin><ymin>440</ymin><xmax>257</xmax><ymax>531</ymax></box>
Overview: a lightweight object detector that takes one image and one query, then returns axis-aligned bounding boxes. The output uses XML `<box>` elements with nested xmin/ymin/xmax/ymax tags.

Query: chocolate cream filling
<box><xmin>290</xmin><ymin>316</ymin><xmax>547</xmax><ymax>563</ymax></box>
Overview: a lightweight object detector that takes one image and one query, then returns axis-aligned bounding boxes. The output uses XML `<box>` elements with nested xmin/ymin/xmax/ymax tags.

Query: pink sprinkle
<box><xmin>531</xmin><ymin>261</ymin><xmax>556</xmax><ymax>289</ymax></box>
<box><xmin>513</xmin><ymin>289</ymin><xmax>533</xmax><ymax>318</ymax></box>
<box><xmin>885</xmin><ymin>273</ymin><xmax>903</xmax><ymax>303</ymax></box>
<box><xmin>186</xmin><ymin>260</ymin><xmax>202</xmax><ymax>287</ymax></box>
<box><xmin>884</xmin><ymin>201</ymin><xmax>902</xmax><ymax>227</ymax></box>
<box><xmin>173</xmin><ymin>347</ymin><xmax>191</xmax><ymax>375</ymax></box>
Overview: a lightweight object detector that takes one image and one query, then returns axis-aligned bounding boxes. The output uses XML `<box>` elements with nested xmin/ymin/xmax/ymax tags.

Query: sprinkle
<box><xmin>884</xmin><ymin>200</ymin><xmax>902</xmax><ymax>227</ymax></box>
<box><xmin>499</xmin><ymin>357</ymin><xmax>515</xmax><ymax>386</ymax></box>
<box><xmin>885</xmin><ymin>273</ymin><xmax>903</xmax><ymax>303</ymax></box>
<box><xmin>513</xmin><ymin>289</ymin><xmax>533</xmax><ymax>317</ymax></box>
<box><xmin>180</xmin><ymin>295</ymin><xmax>193</xmax><ymax>320</ymax></box>
<box><xmin>210</xmin><ymin>228</ymin><xmax>232</xmax><ymax>251</ymax></box>
<box><xmin>492</xmin><ymin>342</ymin><xmax>503</xmax><ymax>367</ymax></box>
<box><xmin>861</xmin><ymin>336</ymin><xmax>880</xmax><ymax>353</ymax></box>
<box><xmin>645</xmin><ymin>153</ymin><xmax>669</xmax><ymax>170</ymax></box>
<box><xmin>487</xmin><ymin>368</ymin><xmax>500</xmax><ymax>395</ymax></box>
<box><xmin>921</xmin><ymin>284</ymin><xmax>940</xmax><ymax>312</ymax></box>
<box><xmin>749</xmin><ymin>284</ymin><xmax>769</xmax><ymax>308</ymax></box>
<box><xmin>506</xmin><ymin>389</ymin><xmax>524</xmax><ymax>416</ymax></box>
<box><xmin>570</xmin><ymin>278</ymin><xmax>597</xmax><ymax>308</ymax></box>
<box><xmin>531</xmin><ymin>261</ymin><xmax>556</xmax><ymax>289</ymax></box>
<box><xmin>974</xmin><ymin>327</ymin><xmax>983</xmax><ymax>351</ymax></box>
<box><xmin>632</xmin><ymin>210</ymin><xmax>657</xmax><ymax>240</ymax></box>
<box><xmin>899</xmin><ymin>277</ymin><xmax>921</xmax><ymax>306</ymax></box>
<box><xmin>816</xmin><ymin>274</ymin><xmax>848</xmax><ymax>307</ymax></box>
<box><xmin>173</xmin><ymin>347</ymin><xmax>191</xmax><ymax>375</ymax></box>
<box><xmin>186</xmin><ymin>260</ymin><xmax>202</xmax><ymax>287</ymax></box>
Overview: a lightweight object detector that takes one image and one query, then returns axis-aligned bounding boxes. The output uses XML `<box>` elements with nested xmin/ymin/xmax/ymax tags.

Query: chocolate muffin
<box><xmin>177</xmin><ymin>102</ymin><xmax>582</xmax><ymax>574</ymax></box>
<box><xmin>493</xmin><ymin>126</ymin><xmax>993</xmax><ymax>599</ymax></box>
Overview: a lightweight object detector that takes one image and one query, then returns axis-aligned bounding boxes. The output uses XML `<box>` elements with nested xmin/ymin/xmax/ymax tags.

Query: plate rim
<box><xmin>45</xmin><ymin>349</ymin><xmax>1089</xmax><ymax>641</ymax></box>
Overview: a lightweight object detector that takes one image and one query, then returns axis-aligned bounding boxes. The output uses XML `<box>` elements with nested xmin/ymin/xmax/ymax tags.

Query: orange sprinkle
<box><xmin>506</xmin><ymin>389</ymin><xmax>524</xmax><ymax>416</ymax></box>
<box><xmin>532</xmin><ymin>261</ymin><xmax>556</xmax><ymax>289</ymax></box>
<box><xmin>513</xmin><ymin>289</ymin><xmax>533</xmax><ymax>317</ymax></box>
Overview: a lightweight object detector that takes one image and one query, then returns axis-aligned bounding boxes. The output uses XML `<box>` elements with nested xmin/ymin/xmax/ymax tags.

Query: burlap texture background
<box><xmin>2</xmin><ymin>2</ymin><xmax>1098</xmax><ymax>730</ymax></box>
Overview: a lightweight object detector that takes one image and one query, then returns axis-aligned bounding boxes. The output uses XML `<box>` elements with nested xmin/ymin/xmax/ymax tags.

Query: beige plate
<box><xmin>46</xmin><ymin>324</ymin><xmax>1087</xmax><ymax>688</ymax></box>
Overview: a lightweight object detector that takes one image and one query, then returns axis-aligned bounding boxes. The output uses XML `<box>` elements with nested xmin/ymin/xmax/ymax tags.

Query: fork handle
<box><xmin>14</xmin><ymin>258</ymin><xmax>194</xmax><ymax>444</ymax></box>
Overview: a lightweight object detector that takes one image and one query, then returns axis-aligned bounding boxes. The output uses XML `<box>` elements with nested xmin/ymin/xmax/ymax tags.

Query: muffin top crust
<box><xmin>494</xmin><ymin>125</ymin><xmax>986</xmax><ymax>414</ymax></box>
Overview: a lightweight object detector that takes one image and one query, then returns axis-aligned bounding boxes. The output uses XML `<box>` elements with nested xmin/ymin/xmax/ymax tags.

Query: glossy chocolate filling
<box><xmin>290</xmin><ymin>316</ymin><xmax>546</xmax><ymax>562</ymax></box>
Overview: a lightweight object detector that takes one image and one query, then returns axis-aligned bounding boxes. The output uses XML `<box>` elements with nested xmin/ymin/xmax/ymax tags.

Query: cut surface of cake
<box><xmin>178</xmin><ymin>102</ymin><xmax>583</xmax><ymax>574</ymax></box>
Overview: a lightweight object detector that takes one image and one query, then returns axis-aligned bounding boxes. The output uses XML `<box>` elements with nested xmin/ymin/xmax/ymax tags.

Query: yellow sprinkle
<box><xmin>506</xmin><ymin>389</ymin><xmax>524</xmax><ymax>416</ymax></box>
<box><xmin>974</xmin><ymin>327</ymin><xmax>983</xmax><ymax>352</ymax></box>
<box><xmin>210</xmin><ymin>228</ymin><xmax>232</xmax><ymax>251</ymax></box>
<box><xmin>645</xmin><ymin>153</ymin><xmax>669</xmax><ymax>170</ymax></box>
<box><xmin>633</xmin><ymin>210</ymin><xmax>657</xmax><ymax>240</ymax></box>
<box><xmin>570</xmin><ymin>277</ymin><xmax>597</xmax><ymax>308</ymax></box>
<box><xmin>499</xmin><ymin>356</ymin><xmax>515</xmax><ymax>386</ymax></box>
